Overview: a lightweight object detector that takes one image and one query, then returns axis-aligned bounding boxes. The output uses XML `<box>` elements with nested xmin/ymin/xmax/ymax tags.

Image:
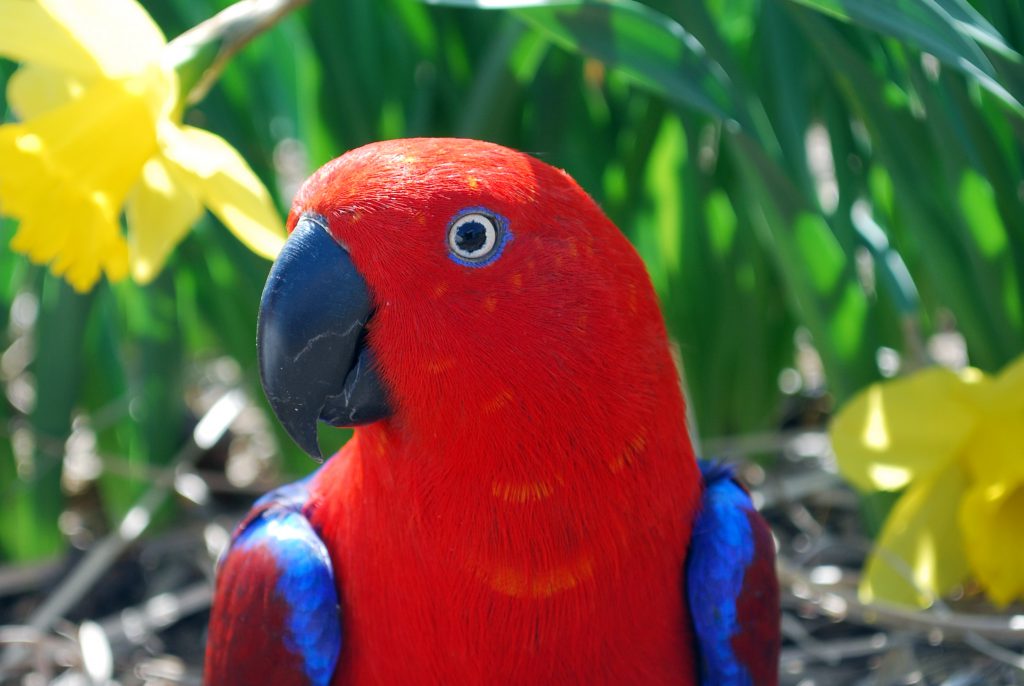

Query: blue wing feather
<box><xmin>206</xmin><ymin>474</ymin><xmax>341</xmax><ymax>686</ymax></box>
<box><xmin>686</xmin><ymin>461</ymin><xmax>780</xmax><ymax>686</ymax></box>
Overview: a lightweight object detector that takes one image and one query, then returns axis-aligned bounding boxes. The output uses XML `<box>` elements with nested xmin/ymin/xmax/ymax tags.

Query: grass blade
<box><xmin>425</xmin><ymin>0</ymin><xmax>744</xmax><ymax>124</ymax></box>
<box><xmin>783</xmin><ymin>0</ymin><xmax>1024</xmax><ymax>112</ymax></box>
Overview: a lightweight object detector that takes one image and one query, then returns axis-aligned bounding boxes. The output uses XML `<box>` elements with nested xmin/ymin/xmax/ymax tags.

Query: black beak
<box><xmin>257</xmin><ymin>213</ymin><xmax>390</xmax><ymax>460</ymax></box>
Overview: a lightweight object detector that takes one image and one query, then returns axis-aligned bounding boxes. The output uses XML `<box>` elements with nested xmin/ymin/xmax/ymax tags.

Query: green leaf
<box><xmin>425</xmin><ymin>0</ymin><xmax>744</xmax><ymax>123</ymax></box>
<box><xmin>789</xmin><ymin>6</ymin><xmax>1019</xmax><ymax>369</ymax></box>
<box><xmin>98</xmin><ymin>274</ymin><xmax>188</xmax><ymax>521</ymax></box>
<box><xmin>784</xmin><ymin>0</ymin><xmax>1024</xmax><ymax>113</ymax></box>
<box><xmin>958</xmin><ymin>168</ymin><xmax>1008</xmax><ymax>259</ymax></box>
<box><xmin>726</xmin><ymin>133</ymin><xmax>880</xmax><ymax>397</ymax></box>
<box><xmin>850</xmin><ymin>205</ymin><xmax>922</xmax><ymax>317</ymax></box>
<box><xmin>930</xmin><ymin>0</ymin><xmax>1021</xmax><ymax>61</ymax></box>
<box><xmin>635</xmin><ymin>114</ymin><xmax>793</xmax><ymax>436</ymax></box>
<box><xmin>794</xmin><ymin>213</ymin><xmax>845</xmax><ymax>292</ymax></box>
<box><xmin>3</xmin><ymin>277</ymin><xmax>92</xmax><ymax>560</ymax></box>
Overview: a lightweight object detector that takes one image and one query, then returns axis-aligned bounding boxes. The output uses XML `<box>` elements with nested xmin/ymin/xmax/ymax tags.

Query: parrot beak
<box><xmin>257</xmin><ymin>212</ymin><xmax>391</xmax><ymax>460</ymax></box>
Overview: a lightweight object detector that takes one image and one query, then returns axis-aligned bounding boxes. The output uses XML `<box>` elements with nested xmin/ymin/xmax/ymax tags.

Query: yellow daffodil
<box><xmin>0</xmin><ymin>0</ymin><xmax>285</xmax><ymax>291</ymax></box>
<box><xmin>830</xmin><ymin>353</ymin><xmax>1024</xmax><ymax>608</ymax></box>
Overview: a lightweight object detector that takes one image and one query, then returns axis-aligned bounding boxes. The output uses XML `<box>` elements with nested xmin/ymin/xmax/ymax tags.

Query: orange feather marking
<box><xmin>491</xmin><ymin>478</ymin><xmax>555</xmax><ymax>503</ymax></box>
<box><xmin>483</xmin><ymin>553</ymin><xmax>595</xmax><ymax>598</ymax></box>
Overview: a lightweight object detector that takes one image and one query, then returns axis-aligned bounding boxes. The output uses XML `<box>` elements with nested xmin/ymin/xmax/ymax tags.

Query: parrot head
<box><xmin>258</xmin><ymin>138</ymin><xmax>680</xmax><ymax>461</ymax></box>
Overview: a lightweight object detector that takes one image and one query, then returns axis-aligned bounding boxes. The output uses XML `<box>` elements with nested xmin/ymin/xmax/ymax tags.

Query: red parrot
<box><xmin>205</xmin><ymin>138</ymin><xmax>779</xmax><ymax>685</ymax></box>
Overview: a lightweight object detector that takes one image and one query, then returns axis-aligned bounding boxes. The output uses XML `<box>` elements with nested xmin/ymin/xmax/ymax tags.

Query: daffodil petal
<box><xmin>0</xmin><ymin>0</ymin><xmax>102</xmax><ymax>76</ymax></box>
<box><xmin>0</xmin><ymin>124</ymin><xmax>49</xmax><ymax>217</ymax></box>
<box><xmin>960</xmin><ymin>355</ymin><xmax>1024</xmax><ymax>484</ymax></box>
<box><xmin>960</xmin><ymin>478</ymin><xmax>1024</xmax><ymax>606</ymax></box>
<box><xmin>126</xmin><ymin>155</ymin><xmax>203</xmax><ymax>284</ymax></box>
<box><xmin>860</xmin><ymin>462</ymin><xmax>970</xmax><ymax>608</ymax></box>
<box><xmin>7</xmin><ymin>64</ymin><xmax>86</xmax><ymax>120</ymax></box>
<box><xmin>991</xmin><ymin>353</ymin><xmax>1024</xmax><ymax>411</ymax></box>
<box><xmin>829</xmin><ymin>368</ymin><xmax>979</xmax><ymax>492</ymax></box>
<box><xmin>963</xmin><ymin>413</ymin><xmax>1024</xmax><ymax>484</ymax></box>
<box><xmin>35</xmin><ymin>0</ymin><xmax>166</xmax><ymax>78</ymax></box>
<box><xmin>162</xmin><ymin>125</ymin><xmax>286</xmax><ymax>259</ymax></box>
<box><xmin>0</xmin><ymin>78</ymin><xmax>159</xmax><ymax>214</ymax></box>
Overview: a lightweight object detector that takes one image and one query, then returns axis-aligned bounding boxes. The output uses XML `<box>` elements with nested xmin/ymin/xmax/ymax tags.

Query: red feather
<box><xmin>206</xmin><ymin>544</ymin><xmax>309</xmax><ymax>684</ymax></box>
<box><xmin>732</xmin><ymin>509</ymin><xmax>781</xmax><ymax>682</ymax></box>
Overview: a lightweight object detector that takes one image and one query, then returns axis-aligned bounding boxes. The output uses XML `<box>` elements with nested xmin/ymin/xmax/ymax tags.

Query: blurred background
<box><xmin>1</xmin><ymin>0</ymin><xmax>1023</xmax><ymax>683</ymax></box>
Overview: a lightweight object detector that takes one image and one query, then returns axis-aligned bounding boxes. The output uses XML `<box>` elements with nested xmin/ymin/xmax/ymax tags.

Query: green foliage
<box><xmin>2</xmin><ymin>0</ymin><xmax>1023</xmax><ymax>560</ymax></box>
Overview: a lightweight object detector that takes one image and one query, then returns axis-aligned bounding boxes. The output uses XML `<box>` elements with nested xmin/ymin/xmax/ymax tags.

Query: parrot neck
<box><xmin>321</xmin><ymin>314</ymin><xmax>703</xmax><ymax>544</ymax></box>
<box><xmin>316</xmin><ymin>362</ymin><xmax>702</xmax><ymax>577</ymax></box>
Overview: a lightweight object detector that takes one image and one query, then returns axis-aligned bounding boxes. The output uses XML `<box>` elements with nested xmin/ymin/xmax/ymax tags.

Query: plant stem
<box><xmin>163</xmin><ymin>0</ymin><xmax>312</xmax><ymax>106</ymax></box>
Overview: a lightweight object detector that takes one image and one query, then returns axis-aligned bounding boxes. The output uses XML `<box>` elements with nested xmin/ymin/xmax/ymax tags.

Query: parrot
<box><xmin>204</xmin><ymin>138</ymin><xmax>780</xmax><ymax>685</ymax></box>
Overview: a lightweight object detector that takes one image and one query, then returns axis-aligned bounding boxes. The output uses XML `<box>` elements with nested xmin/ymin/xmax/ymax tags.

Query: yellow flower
<box><xmin>830</xmin><ymin>353</ymin><xmax>1024</xmax><ymax>608</ymax></box>
<box><xmin>0</xmin><ymin>0</ymin><xmax>285</xmax><ymax>291</ymax></box>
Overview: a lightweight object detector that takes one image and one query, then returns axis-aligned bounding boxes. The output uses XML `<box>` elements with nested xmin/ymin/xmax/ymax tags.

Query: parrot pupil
<box><xmin>456</xmin><ymin>222</ymin><xmax>488</xmax><ymax>254</ymax></box>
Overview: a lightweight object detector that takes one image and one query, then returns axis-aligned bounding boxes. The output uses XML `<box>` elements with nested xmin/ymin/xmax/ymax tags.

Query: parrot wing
<box><xmin>686</xmin><ymin>462</ymin><xmax>780</xmax><ymax>686</ymax></box>
<box><xmin>205</xmin><ymin>476</ymin><xmax>341</xmax><ymax>686</ymax></box>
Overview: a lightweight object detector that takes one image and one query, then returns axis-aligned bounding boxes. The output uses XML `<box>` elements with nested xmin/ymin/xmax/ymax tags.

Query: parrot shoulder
<box><xmin>205</xmin><ymin>475</ymin><xmax>341</xmax><ymax>686</ymax></box>
<box><xmin>686</xmin><ymin>461</ymin><xmax>780</xmax><ymax>686</ymax></box>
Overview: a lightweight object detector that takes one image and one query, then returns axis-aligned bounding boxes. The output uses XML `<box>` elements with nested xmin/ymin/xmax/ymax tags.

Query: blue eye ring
<box><xmin>446</xmin><ymin>207</ymin><xmax>511</xmax><ymax>267</ymax></box>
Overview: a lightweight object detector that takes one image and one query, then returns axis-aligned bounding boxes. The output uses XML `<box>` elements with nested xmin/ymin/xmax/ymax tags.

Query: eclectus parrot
<box><xmin>205</xmin><ymin>138</ymin><xmax>780</xmax><ymax>685</ymax></box>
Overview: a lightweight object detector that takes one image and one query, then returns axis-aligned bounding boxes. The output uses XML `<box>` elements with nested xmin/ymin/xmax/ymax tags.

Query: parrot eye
<box><xmin>447</xmin><ymin>210</ymin><xmax>509</xmax><ymax>267</ymax></box>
